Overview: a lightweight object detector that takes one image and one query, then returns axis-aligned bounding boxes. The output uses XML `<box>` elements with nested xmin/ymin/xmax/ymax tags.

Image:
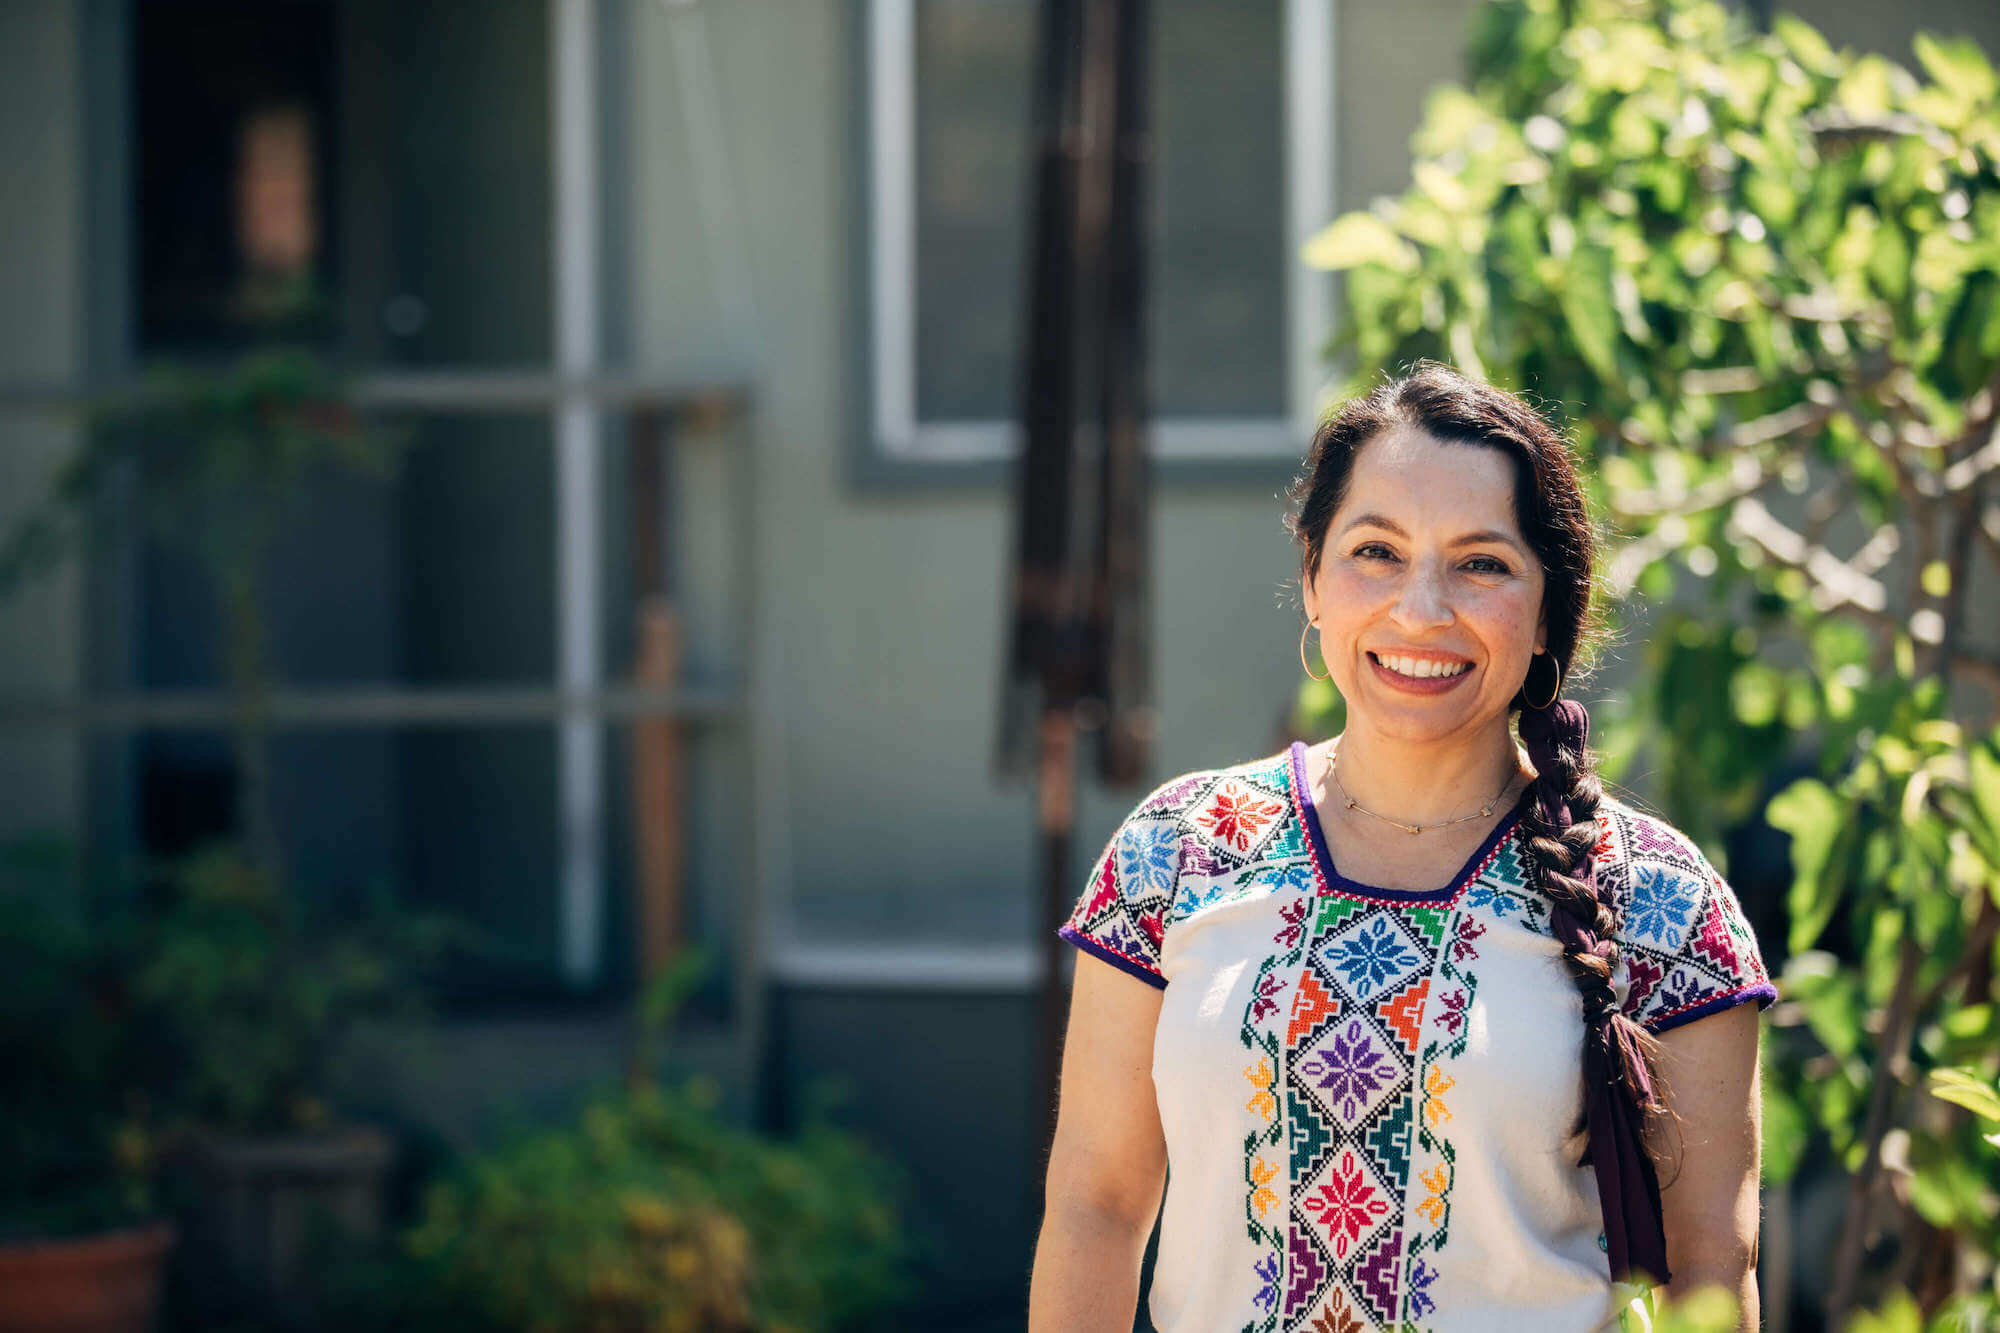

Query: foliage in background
<box><xmin>134</xmin><ymin>842</ymin><xmax>458</xmax><ymax>1138</ymax></box>
<box><xmin>1301</xmin><ymin>0</ymin><xmax>2000</xmax><ymax>1321</ymax></box>
<box><xmin>0</xmin><ymin>348</ymin><xmax>402</xmax><ymax>871</ymax></box>
<box><xmin>397</xmin><ymin>953</ymin><xmax>914</xmax><ymax>1333</ymax></box>
<box><xmin>0</xmin><ymin>837</ymin><xmax>163</xmax><ymax>1240</ymax></box>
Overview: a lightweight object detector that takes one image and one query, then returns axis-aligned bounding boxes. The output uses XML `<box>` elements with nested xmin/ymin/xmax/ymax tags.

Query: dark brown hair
<box><xmin>1283</xmin><ymin>361</ymin><xmax>1670</xmax><ymax>1148</ymax></box>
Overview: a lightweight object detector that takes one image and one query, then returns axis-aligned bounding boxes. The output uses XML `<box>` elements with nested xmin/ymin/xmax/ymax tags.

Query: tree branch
<box><xmin>1724</xmin><ymin>496</ymin><xmax>2000</xmax><ymax>695</ymax></box>
<box><xmin>1826</xmin><ymin>929</ymin><xmax>1926</xmax><ymax>1327</ymax></box>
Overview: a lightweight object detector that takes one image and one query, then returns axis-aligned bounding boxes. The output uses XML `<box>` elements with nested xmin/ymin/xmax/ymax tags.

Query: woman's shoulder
<box><xmin>1587</xmin><ymin>793</ymin><xmax>1777</xmax><ymax>1033</ymax></box>
<box><xmin>1111</xmin><ymin>747</ymin><xmax>1301</xmax><ymax>843</ymax></box>
<box><xmin>1094</xmin><ymin>749</ymin><xmax>1305</xmax><ymax>893</ymax></box>
<box><xmin>1588</xmin><ymin>792</ymin><xmax>1720</xmax><ymax>881</ymax></box>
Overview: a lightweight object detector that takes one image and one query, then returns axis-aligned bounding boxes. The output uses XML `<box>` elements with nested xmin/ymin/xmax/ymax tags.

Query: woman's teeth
<box><xmin>1375</xmin><ymin>653</ymin><xmax>1470</xmax><ymax>679</ymax></box>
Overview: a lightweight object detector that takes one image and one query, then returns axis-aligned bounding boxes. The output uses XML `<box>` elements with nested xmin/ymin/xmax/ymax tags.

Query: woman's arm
<box><xmin>1028</xmin><ymin>951</ymin><xmax>1169</xmax><ymax>1333</ymax></box>
<box><xmin>1643</xmin><ymin>1000</ymin><xmax>1764</xmax><ymax>1329</ymax></box>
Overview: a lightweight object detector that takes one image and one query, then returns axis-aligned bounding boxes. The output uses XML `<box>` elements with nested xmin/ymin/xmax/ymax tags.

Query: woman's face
<box><xmin>1302</xmin><ymin>426</ymin><xmax>1548</xmax><ymax>747</ymax></box>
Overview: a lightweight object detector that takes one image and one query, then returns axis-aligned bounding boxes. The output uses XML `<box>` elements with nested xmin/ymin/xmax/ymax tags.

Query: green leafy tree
<box><xmin>1303</xmin><ymin>0</ymin><xmax>2000</xmax><ymax>1322</ymax></box>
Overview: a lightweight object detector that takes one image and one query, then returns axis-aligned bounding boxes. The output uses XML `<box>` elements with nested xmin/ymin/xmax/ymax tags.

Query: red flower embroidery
<box><xmin>1435</xmin><ymin>986</ymin><xmax>1469</xmax><ymax>1035</ymax></box>
<box><xmin>1250</xmin><ymin>971</ymin><xmax>1285</xmax><ymax>1023</ymax></box>
<box><xmin>1275</xmin><ymin>896</ymin><xmax>1310</xmax><ymax>949</ymax></box>
<box><xmin>1450</xmin><ymin>914</ymin><xmax>1486</xmax><ymax>962</ymax></box>
<box><xmin>1196</xmin><ymin>782</ymin><xmax>1285</xmax><ymax>852</ymax></box>
<box><xmin>1303</xmin><ymin>1149</ymin><xmax>1388</xmax><ymax>1260</ymax></box>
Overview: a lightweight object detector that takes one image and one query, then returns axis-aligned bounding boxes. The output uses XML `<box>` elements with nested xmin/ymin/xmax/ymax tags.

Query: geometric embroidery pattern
<box><xmin>1056</xmin><ymin>747</ymin><xmax>1777</xmax><ymax>1331</ymax></box>
<box><xmin>1596</xmin><ymin>805</ymin><xmax>1776</xmax><ymax>1034</ymax></box>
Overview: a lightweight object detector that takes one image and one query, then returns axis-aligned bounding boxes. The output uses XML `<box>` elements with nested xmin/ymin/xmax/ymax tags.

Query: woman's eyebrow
<box><xmin>1340</xmin><ymin>513</ymin><xmax>1528</xmax><ymax>554</ymax></box>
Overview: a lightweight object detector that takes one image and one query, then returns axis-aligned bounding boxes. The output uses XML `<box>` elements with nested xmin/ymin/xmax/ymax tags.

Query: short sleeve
<box><xmin>1056</xmin><ymin>786</ymin><xmax>1186</xmax><ymax>990</ymax></box>
<box><xmin>1604</xmin><ymin>809</ymin><xmax>1778</xmax><ymax>1035</ymax></box>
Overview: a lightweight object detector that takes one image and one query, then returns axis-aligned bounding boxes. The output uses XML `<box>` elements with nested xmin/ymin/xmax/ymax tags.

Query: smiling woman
<box><xmin>1029</xmin><ymin>363</ymin><xmax>1774</xmax><ymax>1333</ymax></box>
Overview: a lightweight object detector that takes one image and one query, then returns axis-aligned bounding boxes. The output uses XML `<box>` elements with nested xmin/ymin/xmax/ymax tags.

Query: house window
<box><xmin>64</xmin><ymin>0</ymin><xmax>753</xmax><ymax>1015</ymax></box>
<box><xmin>868</xmin><ymin>0</ymin><xmax>1335</xmax><ymax>464</ymax></box>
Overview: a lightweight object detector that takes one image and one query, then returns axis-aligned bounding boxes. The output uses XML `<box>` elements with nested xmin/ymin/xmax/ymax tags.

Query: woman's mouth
<box><xmin>1367</xmin><ymin>651</ymin><xmax>1475</xmax><ymax>693</ymax></box>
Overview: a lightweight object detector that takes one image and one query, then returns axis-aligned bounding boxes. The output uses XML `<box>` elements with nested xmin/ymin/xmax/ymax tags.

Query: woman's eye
<box><xmin>1352</xmin><ymin>543</ymin><xmax>1396</xmax><ymax>561</ymax></box>
<box><xmin>1465</xmin><ymin>556</ymin><xmax>1510</xmax><ymax>575</ymax></box>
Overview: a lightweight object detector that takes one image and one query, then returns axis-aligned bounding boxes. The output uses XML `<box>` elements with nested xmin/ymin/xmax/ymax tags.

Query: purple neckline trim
<box><xmin>1288</xmin><ymin>740</ymin><xmax>1529</xmax><ymax>907</ymax></box>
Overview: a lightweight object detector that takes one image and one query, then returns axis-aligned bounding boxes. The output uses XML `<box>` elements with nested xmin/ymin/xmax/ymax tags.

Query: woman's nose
<box><xmin>1390</xmin><ymin>563</ymin><xmax>1455</xmax><ymax>630</ymax></box>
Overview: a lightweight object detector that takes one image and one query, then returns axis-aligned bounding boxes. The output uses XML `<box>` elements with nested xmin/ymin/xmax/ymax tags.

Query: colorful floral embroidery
<box><xmin>1056</xmin><ymin>754</ymin><xmax>1776</xmax><ymax>1331</ymax></box>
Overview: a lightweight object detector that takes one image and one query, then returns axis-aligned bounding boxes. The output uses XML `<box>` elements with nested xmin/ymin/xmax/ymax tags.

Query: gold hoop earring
<box><xmin>1299</xmin><ymin>620</ymin><xmax>1330</xmax><ymax>681</ymax></box>
<box><xmin>1524</xmin><ymin>651</ymin><xmax>1563</xmax><ymax>709</ymax></box>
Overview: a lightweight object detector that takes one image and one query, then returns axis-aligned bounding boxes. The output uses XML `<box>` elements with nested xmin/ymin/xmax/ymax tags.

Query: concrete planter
<box><xmin>0</xmin><ymin>1222</ymin><xmax>175</xmax><ymax>1333</ymax></box>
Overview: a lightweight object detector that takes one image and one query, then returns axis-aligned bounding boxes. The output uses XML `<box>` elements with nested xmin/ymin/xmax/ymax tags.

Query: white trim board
<box><xmin>769</xmin><ymin>940</ymin><xmax>1043</xmax><ymax>992</ymax></box>
<box><xmin>867</xmin><ymin>0</ymin><xmax>1338</xmax><ymax>464</ymax></box>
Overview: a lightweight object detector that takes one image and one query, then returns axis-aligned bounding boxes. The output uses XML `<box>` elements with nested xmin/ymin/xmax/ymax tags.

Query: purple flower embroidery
<box><xmin>1301</xmin><ymin>1019</ymin><xmax>1392</xmax><ymax>1120</ymax></box>
<box><xmin>1252</xmin><ymin>1252</ymin><xmax>1280</xmax><ymax>1314</ymax></box>
<box><xmin>1407</xmin><ymin>1257</ymin><xmax>1439</xmax><ymax>1319</ymax></box>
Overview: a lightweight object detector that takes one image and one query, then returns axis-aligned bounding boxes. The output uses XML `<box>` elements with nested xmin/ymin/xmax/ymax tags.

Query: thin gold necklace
<box><xmin>1325</xmin><ymin>740</ymin><xmax>1520</xmax><ymax>836</ymax></box>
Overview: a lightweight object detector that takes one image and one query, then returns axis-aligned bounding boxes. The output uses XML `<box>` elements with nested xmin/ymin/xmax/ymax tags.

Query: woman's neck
<box><xmin>1323</xmin><ymin>722</ymin><xmax>1529</xmax><ymax>829</ymax></box>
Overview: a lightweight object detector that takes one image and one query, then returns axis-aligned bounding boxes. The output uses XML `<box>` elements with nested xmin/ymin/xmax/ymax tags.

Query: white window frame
<box><xmin>867</xmin><ymin>0</ymin><xmax>1337</xmax><ymax>465</ymax></box>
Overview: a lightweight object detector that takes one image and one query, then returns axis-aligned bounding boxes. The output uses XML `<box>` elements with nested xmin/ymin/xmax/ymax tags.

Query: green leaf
<box><xmin>1302</xmin><ymin>215</ymin><xmax>1420</xmax><ymax>273</ymax></box>
<box><xmin>1968</xmin><ymin>735</ymin><xmax>2000</xmax><ymax>844</ymax></box>
<box><xmin>1773</xmin><ymin>15</ymin><xmax>1839</xmax><ymax>78</ymax></box>
<box><xmin>1769</xmin><ymin>778</ymin><xmax>1848</xmax><ymax>953</ymax></box>
<box><xmin>1929</xmin><ymin>1066</ymin><xmax>2000</xmax><ymax>1122</ymax></box>
<box><xmin>1913</xmin><ymin>33</ymin><xmax>1998</xmax><ymax>107</ymax></box>
<box><xmin>1942</xmin><ymin>1003</ymin><xmax>1993</xmax><ymax>1042</ymax></box>
<box><xmin>1760</xmin><ymin>1071</ymin><xmax>1810</xmax><ymax>1184</ymax></box>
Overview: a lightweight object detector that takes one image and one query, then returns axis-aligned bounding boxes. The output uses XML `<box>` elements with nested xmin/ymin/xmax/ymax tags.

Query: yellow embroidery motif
<box><xmin>1244</xmin><ymin>1056</ymin><xmax>1277</xmax><ymax>1122</ymax></box>
<box><xmin>1415</xmin><ymin>1163</ymin><xmax>1450</xmax><ymax>1227</ymax></box>
<box><xmin>1423</xmin><ymin>1064</ymin><xmax>1455</xmax><ymax>1131</ymax></box>
<box><xmin>1250</xmin><ymin>1155</ymin><xmax>1281</xmax><ymax>1219</ymax></box>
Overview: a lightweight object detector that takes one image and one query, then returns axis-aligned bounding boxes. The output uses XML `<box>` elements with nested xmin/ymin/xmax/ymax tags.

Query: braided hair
<box><xmin>1284</xmin><ymin>362</ymin><xmax>1676</xmax><ymax>1285</ymax></box>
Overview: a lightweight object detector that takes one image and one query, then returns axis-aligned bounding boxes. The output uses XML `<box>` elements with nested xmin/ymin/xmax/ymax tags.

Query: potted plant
<box><xmin>132</xmin><ymin>841</ymin><xmax>455</xmax><ymax>1322</ymax></box>
<box><xmin>0</xmin><ymin>841</ymin><xmax>174</xmax><ymax>1333</ymax></box>
<box><xmin>394</xmin><ymin>953</ymin><xmax>916</xmax><ymax>1332</ymax></box>
<box><xmin>0</xmin><ymin>348</ymin><xmax>444</xmax><ymax>1321</ymax></box>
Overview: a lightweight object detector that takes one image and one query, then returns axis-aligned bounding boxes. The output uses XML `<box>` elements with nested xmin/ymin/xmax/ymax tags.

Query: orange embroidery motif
<box><xmin>1250</xmin><ymin>1155</ymin><xmax>1280</xmax><ymax>1220</ymax></box>
<box><xmin>1245</xmin><ymin>1056</ymin><xmax>1277</xmax><ymax>1122</ymax></box>
<box><xmin>1416</xmin><ymin>1163</ymin><xmax>1451</xmax><ymax>1227</ymax></box>
<box><xmin>1287</xmin><ymin>969</ymin><xmax>1342</xmax><ymax>1046</ymax></box>
<box><xmin>1422</xmin><ymin>1063</ymin><xmax>1455</xmax><ymax>1131</ymax></box>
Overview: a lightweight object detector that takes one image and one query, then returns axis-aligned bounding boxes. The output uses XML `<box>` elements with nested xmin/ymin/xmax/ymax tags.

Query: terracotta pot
<box><xmin>0</xmin><ymin>1222</ymin><xmax>175</xmax><ymax>1333</ymax></box>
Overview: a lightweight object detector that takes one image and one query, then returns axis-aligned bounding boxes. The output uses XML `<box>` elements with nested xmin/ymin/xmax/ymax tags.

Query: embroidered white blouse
<box><xmin>1058</xmin><ymin>742</ymin><xmax>1776</xmax><ymax>1333</ymax></box>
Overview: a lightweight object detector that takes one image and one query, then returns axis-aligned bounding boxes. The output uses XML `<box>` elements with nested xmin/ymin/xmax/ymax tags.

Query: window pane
<box><xmin>130</xmin><ymin>722</ymin><xmax>563</xmax><ymax>993</ymax></box>
<box><xmin>910</xmin><ymin>0</ymin><xmax>1288</xmax><ymax>424</ymax></box>
<box><xmin>135</xmin><ymin>0</ymin><xmax>341</xmax><ymax>351</ymax></box>
<box><xmin>913</xmin><ymin>2</ymin><xmax>1035</xmax><ymax>421</ymax></box>
<box><xmin>126</xmin><ymin>719</ymin><xmax>739</xmax><ymax>1014</ymax></box>
<box><xmin>134</xmin><ymin>415</ymin><xmax>554</xmax><ymax>691</ymax></box>
<box><xmin>1152</xmin><ymin>0</ymin><xmax>1286</xmax><ymax>416</ymax></box>
<box><xmin>133</xmin><ymin>0</ymin><xmax>552</xmax><ymax>363</ymax></box>
<box><xmin>339</xmin><ymin>0</ymin><xmax>552</xmax><ymax>366</ymax></box>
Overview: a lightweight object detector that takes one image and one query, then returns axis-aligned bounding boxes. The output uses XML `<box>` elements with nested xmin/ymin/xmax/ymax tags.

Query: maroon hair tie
<box><xmin>1520</xmin><ymin>698</ymin><xmax>1673</xmax><ymax>1287</ymax></box>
